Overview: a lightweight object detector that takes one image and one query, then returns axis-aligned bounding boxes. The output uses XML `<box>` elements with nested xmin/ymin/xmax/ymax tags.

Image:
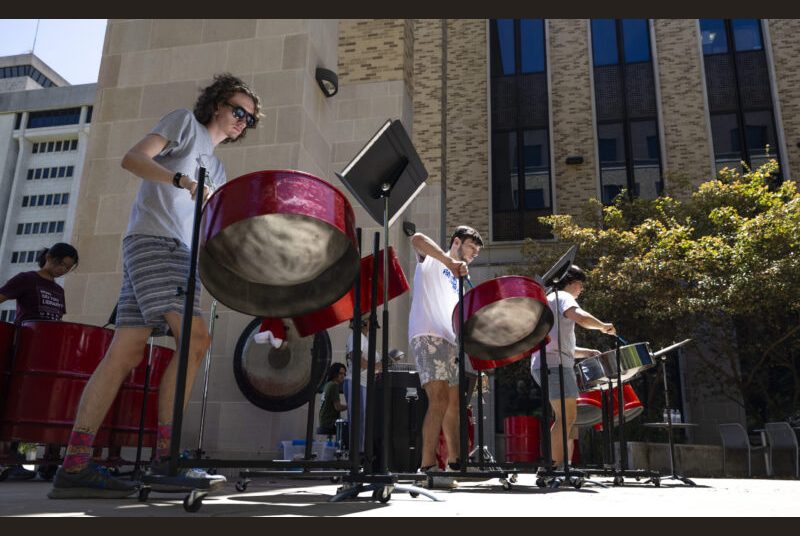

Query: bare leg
<box><xmin>421</xmin><ymin>380</ymin><xmax>449</xmax><ymax>469</ymax></box>
<box><xmin>157</xmin><ymin>312</ymin><xmax>211</xmax><ymax>425</ymax></box>
<box><xmin>564</xmin><ymin>397</ymin><xmax>577</xmax><ymax>463</ymax></box>
<box><xmin>550</xmin><ymin>397</ymin><xmax>578</xmax><ymax>466</ymax></box>
<box><xmin>71</xmin><ymin>327</ymin><xmax>153</xmax><ymax>433</ymax></box>
<box><xmin>441</xmin><ymin>384</ymin><xmax>461</xmax><ymax>464</ymax></box>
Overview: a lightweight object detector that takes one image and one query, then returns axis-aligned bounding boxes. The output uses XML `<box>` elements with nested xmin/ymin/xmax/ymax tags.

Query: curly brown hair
<box><xmin>193</xmin><ymin>73</ymin><xmax>262</xmax><ymax>144</ymax></box>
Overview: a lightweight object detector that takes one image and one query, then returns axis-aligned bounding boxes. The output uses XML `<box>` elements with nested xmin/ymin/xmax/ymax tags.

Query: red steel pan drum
<box><xmin>291</xmin><ymin>247</ymin><xmax>409</xmax><ymax>337</ymax></box>
<box><xmin>575</xmin><ymin>384</ymin><xmax>644</xmax><ymax>428</ymax></box>
<box><xmin>0</xmin><ymin>321</ymin><xmax>14</xmax><ymax>404</ymax></box>
<box><xmin>110</xmin><ymin>343</ymin><xmax>173</xmax><ymax>448</ymax></box>
<box><xmin>200</xmin><ymin>170</ymin><xmax>360</xmax><ymax>318</ymax></box>
<box><xmin>0</xmin><ymin>321</ymin><xmax>116</xmax><ymax>445</ymax></box>
<box><xmin>453</xmin><ymin>276</ymin><xmax>553</xmax><ymax>371</ymax></box>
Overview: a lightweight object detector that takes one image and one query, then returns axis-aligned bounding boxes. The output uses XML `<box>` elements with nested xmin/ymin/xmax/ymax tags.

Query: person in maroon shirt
<box><xmin>0</xmin><ymin>242</ymin><xmax>78</xmax><ymax>325</ymax></box>
<box><xmin>0</xmin><ymin>242</ymin><xmax>78</xmax><ymax>480</ymax></box>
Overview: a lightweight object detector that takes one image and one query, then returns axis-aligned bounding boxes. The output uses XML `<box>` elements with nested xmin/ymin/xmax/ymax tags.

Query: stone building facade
<box><xmin>62</xmin><ymin>19</ymin><xmax>800</xmax><ymax>460</ymax></box>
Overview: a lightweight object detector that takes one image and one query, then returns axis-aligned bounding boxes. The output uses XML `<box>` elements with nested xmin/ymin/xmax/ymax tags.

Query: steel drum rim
<box><xmin>455</xmin><ymin>275</ymin><xmax>553</xmax><ymax>363</ymax></box>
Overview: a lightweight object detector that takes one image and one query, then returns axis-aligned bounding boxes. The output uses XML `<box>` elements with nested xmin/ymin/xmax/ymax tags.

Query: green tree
<box><xmin>520</xmin><ymin>160</ymin><xmax>800</xmax><ymax>427</ymax></box>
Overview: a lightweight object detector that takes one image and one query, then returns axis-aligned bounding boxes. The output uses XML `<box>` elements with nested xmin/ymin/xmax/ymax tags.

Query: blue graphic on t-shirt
<box><xmin>442</xmin><ymin>268</ymin><xmax>458</xmax><ymax>292</ymax></box>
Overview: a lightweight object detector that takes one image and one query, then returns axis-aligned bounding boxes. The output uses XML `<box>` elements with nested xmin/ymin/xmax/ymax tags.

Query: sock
<box><xmin>62</xmin><ymin>430</ymin><xmax>95</xmax><ymax>473</ymax></box>
<box><xmin>156</xmin><ymin>424</ymin><xmax>172</xmax><ymax>461</ymax></box>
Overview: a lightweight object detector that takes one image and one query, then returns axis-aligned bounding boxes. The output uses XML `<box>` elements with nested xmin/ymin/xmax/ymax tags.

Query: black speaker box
<box><xmin>371</xmin><ymin>370</ymin><xmax>428</xmax><ymax>473</ymax></box>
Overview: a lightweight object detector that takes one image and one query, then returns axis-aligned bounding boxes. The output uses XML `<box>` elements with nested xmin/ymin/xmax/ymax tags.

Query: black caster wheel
<box><xmin>613</xmin><ymin>476</ymin><xmax>624</xmax><ymax>486</ymax></box>
<box><xmin>37</xmin><ymin>466</ymin><xmax>57</xmax><ymax>481</ymax></box>
<box><xmin>138</xmin><ymin>487</ymin><xmax>151</xmax><ymax>502</ymax></box>
<box><xmin>409</xmin><ymin>491</ymin><xmax>420</xmax><ymax>498</ymax></box>
<box><xmin>109</xmin><ymin>467</ymin><xmax>121</xmax><ymax>477</ymax></box>
<box><xmin>183</xmin><ymin>490</ymin><xmax>206</xmax><ymax>513</ymax></box>
<box><xmin>571</xmin><ymin>477</ymin><xmax>584</xmax><ymax>490</ymax></box>
<box><xmin>329</xmin><ymin>476</ymin><xmax>340</xmax><ymax>484</ymax></box>
<box><xmin>0</xmin><ymin>467</ymin><xmax>10</xmax><ymax>482</ymax></box>
<box><xmin>509</xmin><ymin>473</ymin><xmax>518</xmax><ymax>484</ymax></box>
<box><xmin>235</xmin><ymin>480</ymin><xmax>248</xmax><ymax>492</ymax></box>
<box><xmin>378</xmin><ymin>487</ymin><xmax>391</xmax><ymax>503</ymax></box>
<box><xmin>501</xmin><ymin>479</ymin><xmax>512</xmax><ymax>491</ymax></box>
<box><xmin>652</xmin><ymin>477</ymin><xmax>661</xmax><ymax>488</ymax></box>
<box><xmin>536</xmin><ymin>477</ymin><xmax>546</xmax><ymax>488</ymax></box>
<box><xmin>183</xmin><ymin>495</ymin><xmax>202</xmax><ymax>513</ymax></box>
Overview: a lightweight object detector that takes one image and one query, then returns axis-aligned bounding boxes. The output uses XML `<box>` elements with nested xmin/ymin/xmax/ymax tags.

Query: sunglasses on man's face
<box><xmin>224</xmin><ymin>102</ymin><xmax>256</xmax><ymax>128</ymax></box>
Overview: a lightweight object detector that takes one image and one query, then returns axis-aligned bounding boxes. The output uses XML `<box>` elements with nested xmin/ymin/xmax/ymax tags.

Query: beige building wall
<box><xmin>67</xmin><ymin>19</ymin><xmax>362</xmax><ymax>461</ymax></box>
<box><xmin>767</xmin><ymin>19</ymin><xmax>800</xmax><ymax>178</ymax></box>
<box><xmin>653</xmin><ymin>19</ymin><xmax>715</xmax><ymax>189</ymax></box>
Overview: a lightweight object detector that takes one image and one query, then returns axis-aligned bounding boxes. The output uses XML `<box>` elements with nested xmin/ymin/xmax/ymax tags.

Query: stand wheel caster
<box><xmin>409</xmin><ymin>491</ymin><xmax>420</xmax><ymax>498</ymax></box>
<box><xmin>329</xmin><ymin>476</ymin><xmax>341</xmax><ymax>484</ymax></box>
<box><xmin>509</xmin><ymin>473</ymin><xmax>518</xmax><ymax>484</ymax></box>
<box><xmin>548</xmin><ymin>478</ymin><xmax>561</xmax><ymax>489</ymax></box>
<box><xmin>536</xmin><ymin>477</ymin><xmax>546</xmax><ymax>488</ymax></box>
<box><xmin>613</xmin><ymin>476</ymin><xmax>623</xmax><ymax>486</ymax></box>
<box><xmin>183</xmin><ymin>490</ymin><xmax>206</xmax><ymax>513</ymax></box>
<box><xmin>373</xmin><ymin>487</ymin><xmax>391</xmax><ymax>503</ymax></box>
<box><xmin>235</xmin><ymin>480</ymin><xmax>249</xmax><ymax>492</ymax></box>
<box><xmin>570</xmin><ymin>477</ymin><xmax>584</xmax><ymax>490</ymax></box>
<box><xmin>138</xmin><ymin>487</ymin><xmax>151</xmax><ymax>502</ymax></box>
<box><xmin>652</xmin><ymin>477</ymin><xmax>661</xmax><ymax>488</ymax></box>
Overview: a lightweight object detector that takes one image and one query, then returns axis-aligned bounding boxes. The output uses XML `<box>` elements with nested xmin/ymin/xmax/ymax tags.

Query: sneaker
<box><xmin>48</xmin><ymin>464</ymin><xmax>139</xmax><ymax>499</ymax></box>
<box><xmin>8</xmin><ymin>465</ymin><xmax>37</xmax><ymax>481</ymax></box>
<box><xmin>143</xmin><ymin>458</ymin><xmax>226</xmax><ymax>492</ymax></box>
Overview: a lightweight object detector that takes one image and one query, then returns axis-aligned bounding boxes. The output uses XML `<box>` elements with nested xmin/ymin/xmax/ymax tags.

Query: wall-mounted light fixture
<box><xmin>402</xmin><ymin>221</ymin><xmax>417</xmax><ymax>237</ymax></box>
<box><xmin>565</xmin><ymin>156</ymin><xmax>584</xmax><ymax>165</ymax></box>
<box><xmin>315</xmin><ymin>67</ymin><xmax>338</xmax><ymax>98</ymax></box>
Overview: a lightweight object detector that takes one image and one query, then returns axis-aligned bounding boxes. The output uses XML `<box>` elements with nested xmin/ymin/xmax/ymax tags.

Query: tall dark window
<box><xmin>490</xmin><ymin>18</ymin><xmax>552</xmax><ymax>241</ymax></box>
<box><xmin>701</xmin><ymin>19</ymin><xmax>781</xmax><ymax>178</ymax></box>
<box><xmin>592</xmin><ymin>19</ymin><xmax>663</xmax><ymax>204</ymax></box>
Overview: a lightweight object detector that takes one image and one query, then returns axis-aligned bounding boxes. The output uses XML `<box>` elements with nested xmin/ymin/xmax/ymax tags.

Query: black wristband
<box><xmin>172</xmin><ymin>172</ymin><xmax>184</xmax><ymax>189</ymax></box>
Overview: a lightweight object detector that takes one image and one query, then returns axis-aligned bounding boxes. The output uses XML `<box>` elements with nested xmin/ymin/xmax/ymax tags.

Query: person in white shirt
<box><xmin>531</xmin><ymin>264</ymin><xmax>615</xmax><ymax>469</ymax></box>
<box><xmin>408</xmin><ymin>225</ymin><xmax>482</xmax><ymax>478</ymax></box>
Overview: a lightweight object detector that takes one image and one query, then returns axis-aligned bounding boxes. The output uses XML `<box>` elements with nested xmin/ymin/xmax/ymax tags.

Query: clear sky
<box><xmin>0</xmin><ymin>19</ymin><xmax>107</xmax><ymax>85</ymax></box>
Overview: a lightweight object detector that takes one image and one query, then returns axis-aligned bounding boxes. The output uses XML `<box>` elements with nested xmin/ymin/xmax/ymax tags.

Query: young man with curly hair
<box><xmin>50</xmin><ymin>74</ymin><xmax>262</xmax><ymax>499</ymax></box>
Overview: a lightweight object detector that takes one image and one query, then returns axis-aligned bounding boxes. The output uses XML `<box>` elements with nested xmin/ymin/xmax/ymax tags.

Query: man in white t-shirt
<box><xmin>531</xmin><ymin>264</ymin><xmax>615</xmax><ymax>469</ymax></box>
<box><xmin>408</xmin><ymin>225</ymin><xmax>483</xmax><ymax>481</ymax></box>
<box><xmin>345</xmin><ymin>314</ymin><xmax>381</xmax><ymax>451</ymax></box>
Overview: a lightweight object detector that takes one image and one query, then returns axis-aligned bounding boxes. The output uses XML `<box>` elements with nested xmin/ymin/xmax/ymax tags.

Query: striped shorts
<box><xmin>116</xmin><ymin>234</ymin><xmax>202</xmax><ymax>336</ymax></box>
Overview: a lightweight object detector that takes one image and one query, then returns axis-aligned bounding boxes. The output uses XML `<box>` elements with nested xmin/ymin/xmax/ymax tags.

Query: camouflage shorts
<box><xmin>411</xmin><ymin>335</ymin><xmax>459</xmax><ymax>386</ymax></box>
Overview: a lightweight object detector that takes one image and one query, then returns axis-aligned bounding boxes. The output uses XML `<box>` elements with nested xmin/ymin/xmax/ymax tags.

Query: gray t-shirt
<box><xmin>125</xmin><ymin>109</ymin><xmax>227</xmax><ymax>247</ymax></box>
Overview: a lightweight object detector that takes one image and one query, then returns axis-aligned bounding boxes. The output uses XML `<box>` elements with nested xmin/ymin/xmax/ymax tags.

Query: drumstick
<box><xmin>615</xmin><ymin>334</ymin><xmax>629</xmax><ymax>345</ymax></box>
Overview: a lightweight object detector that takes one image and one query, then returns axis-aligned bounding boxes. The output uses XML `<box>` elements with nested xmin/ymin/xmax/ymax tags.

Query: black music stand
<box><xmin>331</xmin><ymin>119</ymin><xmax>436</xmax><ymax>502</ymax></box>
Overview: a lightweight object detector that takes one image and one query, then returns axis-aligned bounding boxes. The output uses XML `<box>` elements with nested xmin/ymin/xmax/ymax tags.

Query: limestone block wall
<box><xmin>767</xmin><ymin>19</ymin><xmax>800</xmax><ymax>179</ymax></box>
<box><xmin>67</xmin><ymin>19</ymin><xmax>347</xmax><ymax>460</ymax></box>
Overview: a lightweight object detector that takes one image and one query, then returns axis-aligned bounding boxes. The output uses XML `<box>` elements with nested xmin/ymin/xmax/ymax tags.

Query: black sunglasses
<box><xmin>224</xmin><ymin>102</ymin><xmax>256</xmax><ymax>128</ymax></box>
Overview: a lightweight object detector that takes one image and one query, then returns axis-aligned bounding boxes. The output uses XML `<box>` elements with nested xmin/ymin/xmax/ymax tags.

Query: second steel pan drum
<box><xmin>454</xmin><ymin>276</ymin><xmax>553</xmax><ymax>371</ymax></box>
<box><xmin>291</xmin><ymin>247</ymin><xmax>410</xmax><ymax>337</ymax></box>
<box><xmin>110</xmin><ymin>343</ymin><xmax>173</xmax><ymax>448</ymax></box>
<box><xmin>200</xmin><ymin>170</ymin><xmax>359</xmax><ymax>318</ymax></box>
<box><xmin>599</xmin><ymin>342</ymin><xmax>655</xmax><ymax>384</ymax></box>
<box><xmin>0</xmin><ymin>321</ymin><xmax>116</xmax><ymax>445</ymax></box>
<box><xmin>233</xmin><ymin>317</ymin><xmax>331</xmax><ymax>412</ymax></box>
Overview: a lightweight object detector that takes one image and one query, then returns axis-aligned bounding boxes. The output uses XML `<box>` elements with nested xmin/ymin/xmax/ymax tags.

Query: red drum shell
<box><xmin>0</xmin><ymin>321</ymin><xmax>115</xmax><ymax>445</ymax></box>
<box><xmin>0</xmin><ymin>321</ymin><xmax>14</xmax><ymax>403</ymax></box>
<box><xmin>111</xmin><ymin>343</ymin><xmax>173</xmax><ymax>448</ymax></box>
<box><xmin>576</xmin><ymin>384</ymin><xmax>644</xmax><ymax>428</ymax></box>
<box><xmin>199</xmin><ymin>169</ymin><xmax>359</xmax><ymax>318</ymax></box>
<box><xmin>291</xmin><ymin>247</ymin><xmax>409</xmax><ymax>337</ymax></box>
<box><xmin>454</xmin><ymin>276</ymin><xmax>553</xmax><ymax>370</ymax></box>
